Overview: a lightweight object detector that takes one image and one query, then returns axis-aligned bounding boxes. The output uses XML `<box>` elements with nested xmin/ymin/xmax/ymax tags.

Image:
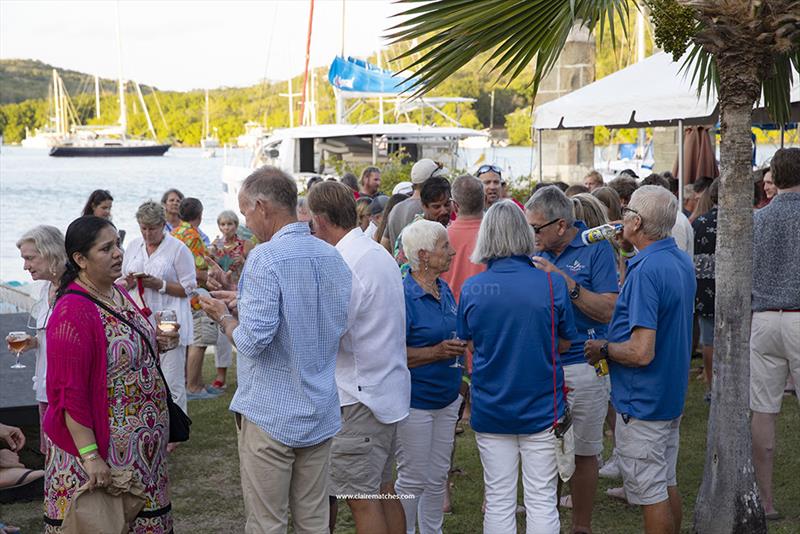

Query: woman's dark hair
<box><xmin>81</xmin><ymin>189</ymin><xmax>113</xmax><ymax>216</ymax></box>
<box><xmin>374</xmin><ymin>193</ymin><xmax>409</xmax><ymax>243</ymax></box>
<box><xmin>57</xmin><ymin>216</ymin><xmax>116</xmax><ymax>299</ymax></box>
<box><xmin>178</xmin><ymin>197</ymin><xmax>203</xmax><ymax>222</ymax></box>
<box><xmin>160</xmin><ymin>188</ymin><xmax>184</xmax><ymax>205</ymax></box>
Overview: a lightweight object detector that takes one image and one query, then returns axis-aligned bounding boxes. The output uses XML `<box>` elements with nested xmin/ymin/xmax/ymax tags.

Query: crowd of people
<box><xmin>2</xmin><ymin>147</ymin><xmax>799</xmax><ymax>534</ymax></box>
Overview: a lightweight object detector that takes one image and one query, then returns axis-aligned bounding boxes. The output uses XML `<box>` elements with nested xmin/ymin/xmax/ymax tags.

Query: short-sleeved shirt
<box><xmin>171</xmin><ymin>222</ymin><xmax>209</xmax><ymax>271</ymax></box>
<box><xmin>539</xmin><ymin>221</ymin><xmax>619</xmax><ymax>366</ymax></box>
<box><xmin>752</xmin><ymin>192</ymin><xmax>800</xmax><ymax>311</ymax></box>
<box><xmin>403</xmin><ymin>274</ymin><xmax>462</xmax><ymax>410</ymax></box>
<box><xmin>457</xmin><ymin>256</ymin><xmax>577</xmax><ymax>434</ymax></box>
<box><xmin>692</xmin><ymin>208</ymin><xmax>717</xmax><ymax>317</ymax></box>
<box><xmin>442</xmin><ymin>217</ymin><xmax>485</xmax><ymax>303</ymax></box>
<box><xmin>385</xmin><ymin>197</ymin><xmax>422</xmax><ymax>246</ymax></box>
<box><xmin>607</xmin><ymin>238</ymin><xmax>696</xmax><ymax>421</ymax></box>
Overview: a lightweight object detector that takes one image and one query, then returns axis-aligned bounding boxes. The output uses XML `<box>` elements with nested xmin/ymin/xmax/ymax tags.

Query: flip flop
<box><xmin>0</xmin><ymin>521</ymin><xmax>22</xmax><ymax>534</ymax></box>
<box><xmin>0</xmin><ymin>469</ymin><xmax>45</xmax><ymax>504</ymax></box>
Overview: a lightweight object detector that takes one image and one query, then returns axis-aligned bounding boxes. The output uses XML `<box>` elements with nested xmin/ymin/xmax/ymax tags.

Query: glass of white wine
<box><xmin>155</xmin><ymin>310</ymin><xmax>178</xmax><ymax>334</ymax></box>
<box><xmin>449</xmin><ymin>331</ymin><xmax>464</xmax><ymax>369</ymax></box>
<box><xmin>7</xmin><ymin>331</ymin><xmax>30</xmax><ymax>369</ymax></box>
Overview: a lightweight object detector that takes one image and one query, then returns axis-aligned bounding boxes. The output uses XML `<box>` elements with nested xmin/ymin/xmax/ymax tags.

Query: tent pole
<box><xmin>677</xmin><ymin>119</ymin><xmax>685</xmax><ymax>208</ymax></box>
<box><xmin>780</xmin><ymin>124</ymin><xmax>785</xmax><ymax>148</ymax></box>
<box><xmin>537</xmin><ymin>129</ymin><xmax>543</xmax><ymax>183</ymax></box>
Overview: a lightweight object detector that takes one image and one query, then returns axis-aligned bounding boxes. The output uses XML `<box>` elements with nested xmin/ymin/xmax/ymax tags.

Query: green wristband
<box><xmin>78</xmin><ymin>443</ymin><xmax>98</xmax><ymax>455</ymax></box>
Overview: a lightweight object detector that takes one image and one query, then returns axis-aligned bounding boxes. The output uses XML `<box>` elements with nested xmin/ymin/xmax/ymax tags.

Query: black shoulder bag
<box><xmin>64</xmin><ymin>290</ymin><xmax>192</xmax><ymax>443</ymax></box>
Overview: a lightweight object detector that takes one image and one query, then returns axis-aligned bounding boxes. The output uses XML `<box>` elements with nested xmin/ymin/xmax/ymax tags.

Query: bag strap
<box><xmin>63</xmin><ymin>289</ymin><xmax>174</xmax><ymax>401</ymax></box>
<box><xmin>547</xmin><ymin>273</ymin><xmax>558</xmax><ymax>430</ymax></box>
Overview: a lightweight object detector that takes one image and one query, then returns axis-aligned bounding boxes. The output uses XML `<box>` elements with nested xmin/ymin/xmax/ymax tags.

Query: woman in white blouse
<box><xmin>8</xmin><ymin>226</ymin><xmax>66</xmax><ymax>453</ymax></box>
<box><xmin>122</xmin><ymin>201</ymin><xmax>196</xmax><ymax>414</ymax></box>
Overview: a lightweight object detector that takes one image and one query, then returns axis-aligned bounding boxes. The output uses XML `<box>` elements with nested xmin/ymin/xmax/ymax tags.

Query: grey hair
<box><xmin>16</xmin><ymin>225</ymin><xmax>67</xmax><ymax>275</ymax></box>
<box><xmin>402</xmin><ymin>219</ymin><xmax>448</xmax><ymax>272</ymax></box>
<box><xmin>241</xmin><ymin>165</ymin><xmax>298</xmax><ymax>216</ymax></box>
<box><xmin>135</xmin><ymin>200</ymin><xmax>166</xmax><ymax>226</ymax></box>
<box><xmin>525</xmin><ymin>185</ymin><xmax>576</xmax><ymax>225</ymax></box>
<box><xmin>217</xmin><ymin>209</ymin><xmax>240</xmax><ymax>226</ymax></box>
<box><xmin>628</xmin><ymin>185</ymin><xmax>677</xmax><ymax>240</ymax></box>
<box><xmin>451</xmin><ymin>174</ymin><xmax>484</xmax><ymax>216</ymax></box>
<box><xmin>471</xmin><ymin>200</ymin><xmax>536</xmax><ymax>264</ymax></box>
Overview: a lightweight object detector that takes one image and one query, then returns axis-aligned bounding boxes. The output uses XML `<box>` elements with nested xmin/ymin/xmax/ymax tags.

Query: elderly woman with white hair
<box><xmin>122</xmin><ymin>200</ymin><xmax>196</xmax><ymax>414</ymax></box>
<box><xmin>7</xmin><ymin>226</ymin><xmax>66</xmax><ymax>453</ymax></box>
<box><xmin>457</xmin><ymin>200</ymin><xmax>577</xmax><ymax>534</ymax></box>
<box><xmin>396</xmin><ymin>218</ymin><xmax>464</xmax><ymax>534</ymax></box>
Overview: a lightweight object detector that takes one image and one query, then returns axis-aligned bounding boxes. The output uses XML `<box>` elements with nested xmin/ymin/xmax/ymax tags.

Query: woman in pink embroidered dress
<box><xmin>44</xmin><ymin>216</ymin><xmax>177</xmax><ymax>533</ymax></box>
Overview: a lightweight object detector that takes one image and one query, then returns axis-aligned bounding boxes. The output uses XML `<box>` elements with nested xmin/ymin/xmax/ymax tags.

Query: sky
<box><xmin>0</xmin><ymin>0</ymin><xmax>406</xmax><ymax>91</ymax></box>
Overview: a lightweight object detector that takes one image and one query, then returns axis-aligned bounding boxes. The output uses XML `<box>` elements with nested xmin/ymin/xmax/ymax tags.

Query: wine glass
<box><xmin>155</xmin><ymin>310</ymin><xmax>178</xmax><ymax>334</ymax></box>
<box><xmin>7</xmin><ymin>331</ymin><xmax>29</xmax><ymax>369</ymax></box>
<box><xmin>449</xmin><ymin>331</ymin><xmax>464</xmax><ymax>369</ymax></box>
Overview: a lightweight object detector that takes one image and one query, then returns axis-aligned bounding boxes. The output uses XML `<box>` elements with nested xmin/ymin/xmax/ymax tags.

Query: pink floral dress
<box><xmin>44</xmin><ymin>301</ymin><xmax>172</xmax><ymax>533</ymax></box>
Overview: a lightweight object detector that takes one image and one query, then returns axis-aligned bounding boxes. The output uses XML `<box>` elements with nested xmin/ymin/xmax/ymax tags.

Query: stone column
<box><xmin>534</xmin><ymin>25</ymin><xmax>596</xmax><ymax>183</ymax></box>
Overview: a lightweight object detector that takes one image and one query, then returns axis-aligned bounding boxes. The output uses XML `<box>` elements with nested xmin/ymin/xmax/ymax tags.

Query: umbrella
<box><xmin>673</xmin><ymin>125</ymin><xmax>719</xmax><ymax>184</ymax></box>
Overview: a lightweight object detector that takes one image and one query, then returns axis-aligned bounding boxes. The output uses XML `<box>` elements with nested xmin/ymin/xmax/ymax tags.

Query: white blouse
<box><xmin>30</xmin><ymin>281</ymin><xmax>52</xmax><ymax>403</ymax></box>
<box><xmin>122</xmin><ymin>232</ymin><xmax>197</xmax><ymax>346</ymax></box>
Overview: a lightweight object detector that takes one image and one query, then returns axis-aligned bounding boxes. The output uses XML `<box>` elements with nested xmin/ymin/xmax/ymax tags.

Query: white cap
<box><xmin>392</xmin><ymin>181</ymin><xmax>413</xmax><ymax>196</ymax></box>
<box><xmin>410</xmin><ymin>158</ymin><xmax>448</xmax><ymax>184</ymax></box>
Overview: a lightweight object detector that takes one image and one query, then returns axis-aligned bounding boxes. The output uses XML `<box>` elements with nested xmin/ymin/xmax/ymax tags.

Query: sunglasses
<box><xmin>429</xmin><ymin>161</ymin><xmax>445</xmax><ymax>180</ymax></box>
<box><xmin>476</xmin><ymin>164</ymin><xmax>502</xmax><ymax>177</ymax></box>
<box><xmin>530</xmin><ymin>218</ymin><xmax>561</xmax><ymax>234</ymax></box>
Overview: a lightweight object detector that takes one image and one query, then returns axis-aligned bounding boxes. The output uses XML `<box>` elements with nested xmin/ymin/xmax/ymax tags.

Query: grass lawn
<box><xmin>3</xmin><ymin>357</ymin><xmax>798</xmax><ymax>533</ymax></box>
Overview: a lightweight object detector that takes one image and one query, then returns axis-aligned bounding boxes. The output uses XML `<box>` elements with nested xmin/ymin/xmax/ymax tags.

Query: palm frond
<box><xmin>761</xmin><ymin>52</ymin><xmax>796</xmax><ymax>125</ymax></box>
<box><xmin>389</xmin><ymin>0</ymin><xmax>633</xmax><ymax>97</ymax></box>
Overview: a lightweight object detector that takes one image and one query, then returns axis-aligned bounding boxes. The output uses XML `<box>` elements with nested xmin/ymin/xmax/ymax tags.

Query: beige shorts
<box><xmin>615</xmin><ymin>414</ymin><xmax>681</xmax><ymax>506</ymax></box>
<box><xmin>750</xmin><ymin>310</ymin><xmax>800</xmax><ymax>413</ymax></box>
<box><xmin>329</xmin><ymin>403</ymin><xmax>397</xmax><ymax>497</ymax></box>
<box><xmin>564</xmin><ymin>362</ymin><xmax>609</xmax><ymax>456</ymax></box>
<box><xmin>191</xmin><ymin>309</ymin><xmax>217</xmax><ymax>347</ymax></box>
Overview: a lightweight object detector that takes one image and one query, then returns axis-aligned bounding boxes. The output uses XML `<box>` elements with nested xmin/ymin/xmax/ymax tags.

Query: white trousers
<box><xmin>215</xmin><ymin>328</ymin><xmax>233</xmax><ymax>368</ymax></box>
<box><xmin>160</xmin><ymin>344</ymin><xmax>187</xmax><ymax>413</ymax></box>
<box><xmin>395</xmin><ymin>396</ymin><xmax>461</xmax><ymax>534</ymax></box>
<box><xmin>476</xmin><ymin>431</ymin><xmax>560</xmax><ymax>534</ymax></box>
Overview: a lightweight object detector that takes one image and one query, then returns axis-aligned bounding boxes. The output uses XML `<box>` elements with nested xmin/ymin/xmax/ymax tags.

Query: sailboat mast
<box><xmin>116</xmin><ymin>3</ymin><xmax>127</xmax><ymax>138</ymax></box>
<box><xmin>134</xmin><ymin>81</ymin><xmax>158</xmax><ymax>140</ymax></box>
<box><xmin>95</xmin><ymin>75</ymin><xmax>101</xmax><ymax>119</ymax></box>
<box><xmin>52</xmin><ymin>70</ymin><xmax>62</xmax><ymax>135</ymax></box>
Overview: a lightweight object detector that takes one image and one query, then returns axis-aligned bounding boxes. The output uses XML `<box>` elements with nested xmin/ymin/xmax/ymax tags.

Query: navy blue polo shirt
<box><xmin>457</xmin><ymin>256</ymin><xmax>577</xmax><ymax>434</ymax></box>
<box><xmin>539</xmin><ymin>221</ymin><xmax>619</xmax><ymax>366</ymax></box>
<box><xmin>607</xmin><ymin>238</ymin><xmax>695</xmax><ymax>421</ymax></box>
<box><xmin>404</xmin><ymin>275</ymin><xmax>462</xmax><ymax>410</ymax></box>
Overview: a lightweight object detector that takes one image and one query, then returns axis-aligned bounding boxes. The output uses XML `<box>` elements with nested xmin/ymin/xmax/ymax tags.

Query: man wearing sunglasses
<box><xmin>475</xmin><ymin>164</ymin><xmax>503</xmax><ymax>209</ymax></box>
<box><xmin>525</xmin><ymin>185</ymin><xmax>619</xmax><ymax>534</ymax></box>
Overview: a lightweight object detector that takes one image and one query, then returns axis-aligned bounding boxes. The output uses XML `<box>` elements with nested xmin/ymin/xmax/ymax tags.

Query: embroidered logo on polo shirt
<box><xmin>566</xmin><ymin>260</ymin><xmax>585</xmax><ymax>273</ymax></box>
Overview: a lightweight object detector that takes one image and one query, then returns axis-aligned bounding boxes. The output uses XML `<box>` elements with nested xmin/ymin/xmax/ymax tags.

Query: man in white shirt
<box><xmin>308</xmin><ymin>181</ymin><xmax>411</xmax><ymax>534</ymax></box>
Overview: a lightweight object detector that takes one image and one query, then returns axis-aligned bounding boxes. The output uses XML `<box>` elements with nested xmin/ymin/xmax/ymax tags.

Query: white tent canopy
<box><xmin>533</xmin><ymin>51</ymin><xmax>799</xmax><ymax>130</ymax></box>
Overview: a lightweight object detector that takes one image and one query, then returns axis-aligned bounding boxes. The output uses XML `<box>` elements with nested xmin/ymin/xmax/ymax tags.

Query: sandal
<box><xmin>0</xmin><ymin>521</ymin><xmax>22</xmax><ymax>534</ymax></box>
<box><xmin>0</xmin><ymin>469</ymin><xmax>45</xmax><ymax>504</ymax></box>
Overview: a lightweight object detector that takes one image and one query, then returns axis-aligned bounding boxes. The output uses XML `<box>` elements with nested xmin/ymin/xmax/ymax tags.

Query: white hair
<box><xmin>402</xmin><ymin>219</ymin><xmax>447</xmax><ymax>272</ymax></box>
<box><xmin>628</xmin><ymin>185</ymin><xmax>677</xmax><ymax>240</ymax></box>
<box><xmin>16</xmin><ymin>225</ymin><xmax>67</xmax><ymax>275</ymax></box>
<box><xmin>471</xmin><ymin>200</ymin><xmax>536</xmax><ymax>264</ymax></box>
<box><xmin>525</xmin><ymin>185</ymin><xmax>576</xmax><ymax>225</ymax></box>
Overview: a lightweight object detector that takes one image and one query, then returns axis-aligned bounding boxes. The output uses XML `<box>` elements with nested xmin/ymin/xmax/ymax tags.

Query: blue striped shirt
<box><xmin>231</xmin><ymin>222</ymin><xmax>352</xmax><ymax>447</ymax></box>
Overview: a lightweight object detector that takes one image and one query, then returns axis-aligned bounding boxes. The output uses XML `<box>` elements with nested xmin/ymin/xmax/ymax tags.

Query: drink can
<box><xmin>594</xmin><ymin>358</ymin><xmax>609</xmax><ymax>377</ymax></box>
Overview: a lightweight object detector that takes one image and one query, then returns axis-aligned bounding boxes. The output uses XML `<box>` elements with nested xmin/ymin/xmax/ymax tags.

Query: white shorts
<box><xmin>615</xmin><ymin>414</ymin><xmax>681</xmax><ymax>506</ymax></box>
<box><xmin>750</xmin><ymin>310</ymin><xmax>800</xmax><ymax>413</ymax></box>
<box><xmin>564</xmin><ymin>363</ymin><xmax>609</xmax><ymax>456</ymax></box>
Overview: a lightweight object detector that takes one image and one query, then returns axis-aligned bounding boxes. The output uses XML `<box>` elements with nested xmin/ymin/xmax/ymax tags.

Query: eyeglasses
<box><xmin>476</xmin><ymin>164</ymin><xmax>502</xmax><ymax>177</ymax></box>
<box><xmin>622</xmin><ymin>206</ymin><xmax>641</xmax><ymax>218</ymax></box>
<box><xmin>530</xmin><ymin>218</ymin><xmax>561</xmax><ymax>234</ymax></box>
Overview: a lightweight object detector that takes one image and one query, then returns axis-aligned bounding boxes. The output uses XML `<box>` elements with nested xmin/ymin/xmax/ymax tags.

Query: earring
<box><xmin>424</xmin><ymin>260</ymin><xmax>429</xmax><ymax>271</ymax></box>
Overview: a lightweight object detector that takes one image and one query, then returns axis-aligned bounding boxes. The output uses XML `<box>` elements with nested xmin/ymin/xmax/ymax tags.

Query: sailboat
<box><xmin>49</xmin><ymin>6</ymin><xmax>169</xmax><ymax>157</ymax></box>
<box><xmin>200</xmin><ymin>89</ymin><xmax>219</xmax><ymax>158</ymax></box>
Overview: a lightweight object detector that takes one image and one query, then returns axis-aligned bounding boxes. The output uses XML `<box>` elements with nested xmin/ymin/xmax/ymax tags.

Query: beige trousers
<box><xmin>235</xmin><ymin>413</ymin><xmax>332</xmax><ymax>534</ymax></box>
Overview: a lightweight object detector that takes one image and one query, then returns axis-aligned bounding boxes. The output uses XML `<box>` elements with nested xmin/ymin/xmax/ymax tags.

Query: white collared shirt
<box><xmin>336</xmin><ymin>227</ymin><xmax>411</xmax><ymax>424</ymax></box>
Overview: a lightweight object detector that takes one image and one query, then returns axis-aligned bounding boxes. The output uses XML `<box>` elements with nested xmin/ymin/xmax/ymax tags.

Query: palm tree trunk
<box><xmin>692</xmin><ymin>52</ymin><xmax>767</xmax><ymax>534</ymax></box>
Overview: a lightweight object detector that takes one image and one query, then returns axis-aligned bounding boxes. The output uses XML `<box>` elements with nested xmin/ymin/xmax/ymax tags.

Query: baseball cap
<box><xmin>392</xmin><ymin>181</ymin><xmax>413</xmax><ymax>195</ymax></box>
<box><xmin>410</xmin><ymin>158</ymin><xmax>448</xmax><ymax>185</ymax></box>
<box><xmin>370</xmin><ymin>195</ymin><xmax>390</xmax><ymax>216</ymax></box>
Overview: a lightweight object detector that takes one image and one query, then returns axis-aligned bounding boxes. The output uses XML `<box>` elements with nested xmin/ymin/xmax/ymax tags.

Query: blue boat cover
<box><xmin>328</xmin><ymin>56</ymin><xmax>417</xmax><ymax>94</ymax></box>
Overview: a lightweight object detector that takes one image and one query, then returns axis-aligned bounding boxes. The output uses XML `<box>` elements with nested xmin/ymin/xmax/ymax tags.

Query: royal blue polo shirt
<box><xmin>607</xmin><ymin>237</ymin><xmax>695</xmax><ymax>421</ymax></box>
<box><xmin>457</xmin><ymin>256</ymin><xmax>577</xmax><ymax>434</ymax></box>
<box><xmin>539</xmin><ymin>221</ymin><xmax>619</xmax><ymax>366</ymax></box>
<box><xmin>404</xmin><ymin>274</ymin><xmax>463</xmax><ymax>410</ymax></box>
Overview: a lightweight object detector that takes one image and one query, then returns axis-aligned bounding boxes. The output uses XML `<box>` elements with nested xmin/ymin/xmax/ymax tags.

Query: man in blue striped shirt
<box><xmin>202</xmin><ymin>166</ymin><xmax>352</xmax><ymax>533</ymax></box>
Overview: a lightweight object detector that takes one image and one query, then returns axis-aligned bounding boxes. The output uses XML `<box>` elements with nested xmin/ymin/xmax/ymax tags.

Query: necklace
<box><xmin>78</xmin><ymin>275</ymin><xmax>118</xmax><ymax>308</ymax></box>
<box><xmin>414</xmin><ymin>274</ymin><xmax>440</xmax><ymax>300</ymax></box>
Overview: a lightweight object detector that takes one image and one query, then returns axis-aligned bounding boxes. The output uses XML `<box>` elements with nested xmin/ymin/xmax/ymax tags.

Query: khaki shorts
<box><xmin>750</xmin><ymin>310</ymin><xmax>800</xmax><ymax>413</ymax></box>
<box><xmin>615</xmin><ymin>414</ymin><xmax>681</xmax><ymax>506</ymax></box>
<box><xmin>192</xmin><ymin>309</ymin><xmax>218</xmax><ymax>347</ymax></box>
<box><xmin>564</xmin><ymin>362</ymin><xmax>609</xmax><ymax>456</ymax></box>
<box><xmin>329</xmin><ymin>403</ymin><xmax>397</xmax><ymax>497</ymax></box>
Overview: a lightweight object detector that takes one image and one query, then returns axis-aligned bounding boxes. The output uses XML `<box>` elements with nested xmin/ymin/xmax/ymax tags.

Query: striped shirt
<box><xmin>231</xmin><ymin>222</ymin><xmax>352</xmax><ymax>447</ymax></box>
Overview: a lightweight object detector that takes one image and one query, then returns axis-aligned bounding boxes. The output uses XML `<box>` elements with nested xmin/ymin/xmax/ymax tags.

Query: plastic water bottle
<box><xmin>581</xmin><ymin>223</ymin><xmax>623</xmax><ymax>246</ymax></box>
<box><xmin>588</xmin><ymin>328</ymin><xmax>609</xmax><ymax>377</ymax></box>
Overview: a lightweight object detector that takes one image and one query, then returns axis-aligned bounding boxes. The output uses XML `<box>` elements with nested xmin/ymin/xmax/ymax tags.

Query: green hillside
<box><xmin>1</xmin><ymin>58</ymin><xmax>126</xmax><ymax>104</ymax></box>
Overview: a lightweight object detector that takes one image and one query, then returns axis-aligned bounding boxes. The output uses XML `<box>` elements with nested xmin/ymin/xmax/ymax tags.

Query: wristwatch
<box><xmin>158</xmin><ymin>279</ymin><xmax>167</xmax><ymax>294</ymax></box>
<box><xmin>600</xmin><ymin>342</ymin><xmax>609</xmax><ymax>358</ymax></box>
<box><xmin>569</xmin><ymin>284</ymin><xmax>582</xmax><ymax>300</ymax></box>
